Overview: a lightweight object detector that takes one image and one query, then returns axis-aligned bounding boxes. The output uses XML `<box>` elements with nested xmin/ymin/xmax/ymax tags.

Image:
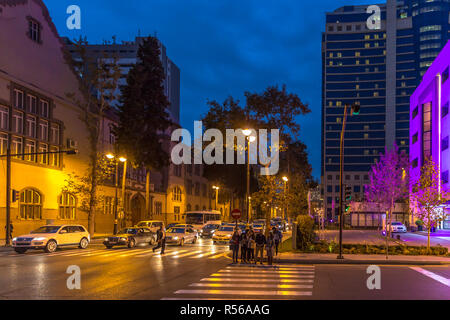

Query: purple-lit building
<box><xmin>410</xmin><ymin>40</ymin><xmax>450</xmax><ymax>230</ymax></box>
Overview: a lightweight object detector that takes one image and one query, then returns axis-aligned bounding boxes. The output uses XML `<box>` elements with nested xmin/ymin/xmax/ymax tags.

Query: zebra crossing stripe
<box><xmin>173</xmin><ymin>250</ymin><xmax>203</xmax><ymax>258</ymax></box>
<box><xmin>200</xmin><ymin>277</ymin><xmax>314</xmax><ymax>283</ymax></box>
<box><xmin>225</xmin><ymin>266</ymin><xmax>315</xmax><ymax>270</ymax></box>
<box><xmin>210</xmin><ymin>273</ymin><xmax>314</xmax><ymax>279</ymax></box>
<box><xmin>189</xmin><ymin>283</ymin><xmax>313</xmax><ymax>289</ymax></box>
<box><xmin>217</xmin><ymin>270</ymin><xmax>315</xmax><ymax>275</ymax></box>
<box><xmin>208</xmin><ymin>252</ymin><xmax>227</xmax><ymax>259</ymax></box>
<box><xmin>192</xmin><ymin>251</ymin><xmax>222</xmax><ymax>259</ymax></box>
<box><xmin>174</xmin><ymin>289</ymin><xmax>312</xmax><ymax>296</ymax></box>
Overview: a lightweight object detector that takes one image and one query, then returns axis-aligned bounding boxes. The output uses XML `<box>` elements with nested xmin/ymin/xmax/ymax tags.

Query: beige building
<box><xmin>0</xmin><ymin>0</ymin><xmax>228</xmax><ymax>240</ymax></box>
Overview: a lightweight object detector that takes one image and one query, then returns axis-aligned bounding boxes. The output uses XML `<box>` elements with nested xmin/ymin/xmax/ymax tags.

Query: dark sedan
<box><xmin>103</xmin><ymin>227</ymin><xmax>156</xmax><ymax>249</ymax></box>
<box><xmin>200</xmin><ymin>223</ymin><xmax>220</xmax><ymax>238</ymax></box>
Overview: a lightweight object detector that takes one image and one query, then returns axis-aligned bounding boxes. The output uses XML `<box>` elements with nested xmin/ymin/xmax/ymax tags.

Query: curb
<box><xmin>274</xmin><ymin>259</ymin><xmax>450</xmax><ymax>265</ymax></box>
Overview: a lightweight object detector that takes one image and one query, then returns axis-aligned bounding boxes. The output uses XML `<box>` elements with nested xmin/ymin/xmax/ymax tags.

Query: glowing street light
<box><xmin>212</xmin><ymin>186</ymin><xmax>220</xmax><ymax>210</ymax></box>
<box><xmin>106</xmin><ymin>153</ymin><xmax>128</xmax><ymax>234</ymax></box>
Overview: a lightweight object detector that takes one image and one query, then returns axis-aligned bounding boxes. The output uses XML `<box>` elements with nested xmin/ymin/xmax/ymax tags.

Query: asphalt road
<box><xmin>0</xmin><ymin>238</ymin><xmax>449</xmax><ymax>300</ymax></box>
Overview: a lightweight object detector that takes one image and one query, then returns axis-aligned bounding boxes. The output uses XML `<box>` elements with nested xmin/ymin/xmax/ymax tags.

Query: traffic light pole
<box><xmin>338</xmin><ymin>104</ymin><xmax>348</xmax><ymax>260</ymax></box>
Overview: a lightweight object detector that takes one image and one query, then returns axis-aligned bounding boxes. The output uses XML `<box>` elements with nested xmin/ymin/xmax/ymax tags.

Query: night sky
<box><xmin>45</xmin><ymin>0</ymin><xmax>375</xmax><ymax>179</ymax></box>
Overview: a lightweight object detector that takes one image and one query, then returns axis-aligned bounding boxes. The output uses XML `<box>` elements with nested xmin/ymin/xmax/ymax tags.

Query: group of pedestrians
<box><xmin>230</xmin><ymin>225</ymin><xmax>283</xmax><ymax>265</ymax></box>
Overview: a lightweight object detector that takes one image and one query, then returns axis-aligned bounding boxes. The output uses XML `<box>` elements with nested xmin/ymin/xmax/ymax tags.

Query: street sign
<box><xmin>231</xmin><ymin>209</ymin><xmax>241</xmax><ymax>220</ymax></box>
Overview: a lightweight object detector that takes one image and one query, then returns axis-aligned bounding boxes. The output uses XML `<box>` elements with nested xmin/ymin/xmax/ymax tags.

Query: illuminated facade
<box><xmin>410</xmin><ymin>40</ymin><xmax>450</xmax><ymax>230</ymax></box>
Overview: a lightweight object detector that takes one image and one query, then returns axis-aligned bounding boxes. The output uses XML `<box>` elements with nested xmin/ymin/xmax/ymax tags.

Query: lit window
<box><xmin>59</xmin><ymin>193</ymin><xmax>77</xmax><ymax>220</ymax></box>
<box><xmin>19</xmin><ymin>189</ymin><xmax>42</xmax><ymax>220</ymax></box>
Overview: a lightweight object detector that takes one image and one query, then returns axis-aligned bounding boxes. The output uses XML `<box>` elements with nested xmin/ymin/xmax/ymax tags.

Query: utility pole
<box><xmin>113</xmin><ymin>161</ymin><xmax>119</xmax><ymax>235</ymax></box>
<box><xmin>5</xmin><ymin>141</ymin><xmax>11</xmax><ymax>246</ymax></box>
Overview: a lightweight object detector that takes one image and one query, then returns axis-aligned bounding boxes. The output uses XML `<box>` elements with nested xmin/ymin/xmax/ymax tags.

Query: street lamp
<box><xmin>106</xmin><ymin>153</ymin><xmax>127</xmax><ymax>235</ymax></box>
<box><xmin>243</xmin><ymin>129</ymin><xmax>255</xmax><ymax>223</ymax></box>
<box><xmin>337</xmin><ymin>103</ymin><xmax>360</xmax><ymax>260</ymax></box>
<box><xmin>282</xmin><ymin>176</ymin><xmax>289</xmax><ymax>221</ymax></box>
<box><xmin>212</xmin><ymin>186</ymin><xmax>219</xmax><ymax>210</ymax></box>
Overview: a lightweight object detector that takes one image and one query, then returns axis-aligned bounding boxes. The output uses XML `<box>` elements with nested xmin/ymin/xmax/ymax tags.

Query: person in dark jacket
<box><xmin>246</xmin><ymin>227</ymin><xmax>256</xmax><ymax>264</ymax></box>
<box><xmin>152</xmin><ymin>226</ymin><xmax>166</xmax><ymax>254</ymax></box>
<box><xmin>255</xmin><ymin>229</ymin><xmax>266</xmax><ymax>264</ymax></box>
<box><xmin>231</xmin><ymin>228</ymin><xmax>240</xmax><ymax>264</ymax></box>
<box><xmin>240</xmin><ymin>229</ymin><xmax>248</xmax><ymax>263</ymax></box>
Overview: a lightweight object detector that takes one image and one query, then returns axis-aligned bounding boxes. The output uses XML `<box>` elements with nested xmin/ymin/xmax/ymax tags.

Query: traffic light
<box><xmin>351</xmin><ymin>103</ymin><xmax>360</xmax><ymax>115</ymax></box>
<box><xmin>12</xmin><ymin>189</ymin><xmax>19</xmax><ymax>203</ymax></box>
<box><xmin>344</xmin><ymin>185</ymin><xmax>352</xmax><ymax>202</ymax></box>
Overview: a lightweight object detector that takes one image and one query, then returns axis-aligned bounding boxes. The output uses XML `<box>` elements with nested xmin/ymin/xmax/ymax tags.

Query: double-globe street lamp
<box><xmin>106</xmin><ymin>153</ymin><xmax>127</xmax><ymax>235</ymax></box>
<box><xmin>243</xmin><ymin>129</ymin><xmax>256</xmax><ymax>223</ymax></box>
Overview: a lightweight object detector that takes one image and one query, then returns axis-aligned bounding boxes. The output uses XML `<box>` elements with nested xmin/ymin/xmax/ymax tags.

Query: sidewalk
<box><xmin>275</xmin><ymin>252</ymin><xmax>450</xmax><ymax>265</ymax></box>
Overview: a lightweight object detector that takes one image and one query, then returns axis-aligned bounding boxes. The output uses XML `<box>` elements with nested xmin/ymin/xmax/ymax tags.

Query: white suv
<box><xmin>12</xmin><ymin>225</ymin><xmax>90</xmax><ymax>254</ymax></box>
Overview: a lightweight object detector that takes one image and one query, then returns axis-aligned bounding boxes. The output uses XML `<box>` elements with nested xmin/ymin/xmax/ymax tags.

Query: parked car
<box><xmin>166</xmin><ymin>223</ymin><xmax>178</xmax><ymax>229</ymax></box>
<box><xmin>103</xmin><ymin>227</ymin><xmax>155</xmax><ymax>249</ymax></box>
<box><xmin>387</xmin><ymin>222</ymin><xmax>407</xmax><ymax>233</ymax></box>
<box><xmin>135</xmin><ymin>220</ymin><xmax>165</xmax><ymax>233</ymax></box>
<box><xmin>199</xmin><ymin>223</ymin><xmax>220</xmax><ymax>238</ymax></box>
<box><xmin>212</xmin><ymin>225</ymin><xmax>235</xmax><ymax>244</ymax></box>
<box><xmin>12</xmin><ymin>225</ymin><xmax>90</xmax><ymax>254</ymax></box>
<box><xmin>174</xmin><ymin>224</ymin><xmax>195</xmax><ymax>230</ymax></box>
<box><xmin>165</xmin><ymin>227</ymin><xmax>197</xmax><ymax>246</ymax></box>
<box><xmin>252</xmin><ymin>224</ymin><xmax>266</xmax><ymax>234</ymax></box>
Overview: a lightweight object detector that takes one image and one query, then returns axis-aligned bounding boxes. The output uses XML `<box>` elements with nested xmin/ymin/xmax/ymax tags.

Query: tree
<box><xmin>411</xmin><ymin>158</ymin><xmax>450</xmax><ymax>252</ymax></box>
<box><xmin>65</xmin><ymin>37</ymin><xmax>121</xmax><ymax>234</ymax></box>
<box><xmin>364</xmin><ymin>144</ymin><xmax>409</xmax><ymax>258</ymax></box>
<box><xmin>115</xmin><ymin>36</ymin><xmax>173</xmax><ymax>217</ymax></box>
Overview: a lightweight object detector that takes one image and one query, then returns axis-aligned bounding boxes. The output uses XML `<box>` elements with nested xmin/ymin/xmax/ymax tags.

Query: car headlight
<box><xmin>105</xmin><ymin>238</ymin><xmax>109</xmax><ymax>242</ymax></box>
<box><xmin>173</xmin><ymin>236</ymin><xmax>179</xmax><ymax>240</ymax></box>
<box><xmin>226</xmin><ymin>234</ymin><xmax>232</xmax><ymax>238</ymax></box>
<box><xmin>120</xmin><ymin>237</ymin><xmax>127</xmax><ymax>241</ymax></box>
<box><xmin>33</xmin><ymin>237</ymin><xmax>46</xmax><ymax>241</ymax></box>
<box><xmin>12</xmin><ymin>237</ymin><xmax>17</xmax><ymax>242</ymax></box>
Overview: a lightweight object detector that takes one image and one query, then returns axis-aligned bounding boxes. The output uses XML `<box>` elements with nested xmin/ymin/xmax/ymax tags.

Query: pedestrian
<box><xmin>266</xmin><ymin>232</ymin><xmax>275</xmax><ymax>265</ymax></box>
<box><xmin>247</xmin><ymin>228</ymin><xmax>255</xmax><ymax>264</ymax></box>
<box><xmin>273</xmin><ymin>227</ymin><xmax>281</xmax><ymax>256</ymax></box>
<box><xmin>231</xmin><ymin>227</ymin><xmax>240</xmax><ymax>264</ymax></box>
<box><xmin>152</xmin><ymin>225</ymin><xmax>166</xmax><ymax>254</ymax></box>
<box><xmin>240</xmin><ymin>229</ymin><xmax>248</xmax><ymax>263</ymax></box>
<box><xmin>255</xmin><ymin>229</ymin><xmax>266</xmax><ymax>265</ymax></box>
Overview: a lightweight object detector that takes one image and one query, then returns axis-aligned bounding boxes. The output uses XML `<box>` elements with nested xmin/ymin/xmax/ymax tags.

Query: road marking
<box><xmin>208</xmin><ymin>252</ymin><xmax>228</xmax><ymax>259</ymax></box>
<box><xmin>216</xmin><ymin>270</ymin><xmax>315</xmax><ymax>275</ymax></box>
<box><xmin>410</xmin><ymin>267</ymin><xmax>450</xmax><ymax>287</ymax></box>
<box><xmin>200</xmin><ymin>277</ymin><xmax>314</xmax><ymax>283</ymax></box>
<box><xmin>210</xmin><ymin>273</ymin><xmax>314</xmax><ymax>279</ymax></box>
<box><xmin>189</xmin><ymin>283</ymin><xmax>313</xmax><ymax>289</ymax></box>
<box><xmin>192</xmin><ymin>251</ymin><xmax>222</xmax><ymax>258</ymax></box>
<box><xmin>174</xmin><ymin>289</ymin><xmax>312</xmax><ymax>296</ymax></box>
<box><xmin>172</xmin><ymin>250</ymin><xmax>203</xmax><ymax>258</ymax></box>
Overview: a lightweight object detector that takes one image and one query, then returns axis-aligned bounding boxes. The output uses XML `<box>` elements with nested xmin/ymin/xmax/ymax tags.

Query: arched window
<box><xmin>172</xmin><ymin>186</ymin><xmax>182</xmax><ymax>202</ymax></box>
<box><xmin>19</xmin><ymin>189</ymin><xmax>42</xmax><ymax>220</ymax></box>
<box><xmin>59</xmin><ymin>193</ymin><xmax>76</xmax><ymax>220</ymax></box>
<box><xmin>202</xmin><ymin>206</ymin><xmax>206</xmax><ymax>210</ymax></box>
<box><xmin>195</xmin><ymin>205</ymin><xmax>200</xmax><ymax>211</ymax></box>
<box><xmin>187</xmin><ymin>203</ymin><xmax>192</xmax><ymax>212</ymax></box>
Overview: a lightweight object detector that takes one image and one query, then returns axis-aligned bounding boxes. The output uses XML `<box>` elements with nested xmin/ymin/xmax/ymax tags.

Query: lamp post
<box><xmin>282</xmin><ymin>176</ymin><xmax>288</xmax><ymax>221</ymax></box>
<box><xmin>243</xmin><ymin>129</ymin><xmax>255</xmax><ymax>223</ymax></box>
<box><xmin>337</xmin><ymin>103</ymin><xmax>360</xmax><ymax>260</ymax></box>
<box><xmin>106</xmin><ymin>153</ymin><xmax>127</xmax><ymax>235</ymax></box>
<box><xmin>212</xmin><ymin>186</ymin><xmax>219</xmax><ymax>211</ymax></box>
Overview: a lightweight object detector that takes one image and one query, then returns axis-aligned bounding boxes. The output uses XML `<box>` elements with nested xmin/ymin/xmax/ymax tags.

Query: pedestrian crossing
<box><xmin>162</xmin><ymin>264</ymin><xmax>315</xmax><ymax>300</ymax></box>
<box><xmin>0</xmin><ymin>247</ymin><xmax>228</xmax><ymax>260</ymax></box>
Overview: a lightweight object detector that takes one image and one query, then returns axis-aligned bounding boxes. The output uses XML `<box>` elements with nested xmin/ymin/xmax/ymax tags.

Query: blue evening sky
<box><xmin>45</xmin><ymin>0</ymin><xmax>376</xmax><ymax>179</ymax></box>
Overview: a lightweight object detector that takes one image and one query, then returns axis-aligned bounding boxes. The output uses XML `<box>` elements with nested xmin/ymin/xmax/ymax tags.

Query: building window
<box><xmin>195</xmin><ymin>182</ymin><xmax>200</xmax><ymax>196</ymax></box>
<box><xmin>412</xmin><ymin>106</ymin><xmax>418</xmax><ymax>119</ymax></box>
<box><xmin>442</xmin><ymin>171</ymin><xmax>449</xmax><ymax>185</ymax></box>
<box><xmin>109</xmin><ymin>126</ymin><xmax>115</xmax><ymax>145</ymax></box>
<box><xmin>26</xmin><ymin>115</ymin><xmax>36</xmax><ymax>138</ymax></box>
<box><xmin>202</xmin><ymin>184</ymin><xmax>207</xmax><ymax>197</ymax></box>
<box><xmin>28</xmin><ymin>18</ymin><xmax>41</xmax><ymax>43</ymax></box>
<box><xmin>442</xmin><ymin>136</ymin><xmax>449</xmax><ymax>151</ymax></box>
<box><xmin>185</xmin><ymin>179</ymin><xmax>192</xmax><ymax>195</ymax></box>
<box><xmin>12</xmin><ymin>136</ymin><xmax>22</xmax><ymax>159</ymax></box>
<box><xmin>354</xmin><ymin>186</ymin><xmax>361</xmax><ymax>193</ymax></box>
<box><xmin>327</xmin><ymin>185</ymin><xmax>332</xmax><ymax>193</ymax></box>
<box><xmin>59</xmin><ymin>193</ymin><xmax>76</xmax><ymax>220</ymax></box>
<box><xmin>195</xmin><ymin>164</ymin><xmax>201</xmax><ymax>176</ymax></box>
<box><xmin>19</xmin><ymin>189</ymin><xmax>42</xmax><ymax>220</ymax></box>
<box><xmin>0</xmin><ymin>106</ymin><xmax>8</xmax><ymax>130</ymax></box>
<box><xmin>327</xmin><ymin>175</ymin><xmax>332</xmax><ymax>180</ymax></box>
<box><xmin>187</xmin><ymin>204</ymin><xmax>192</xmax><ymax>212</ymax></box>
<box><xmin>40</xmin><ymin>100</ymin><xmax>49</xmax><ymax>118</ymax></box>
<box><xmin>442</xmin><ymin>102</ymin><xmax>449</xmax><ymax>118</ymax></box>
<box><xmin>0</xmin><ymin>133</ymin><xmax>7</xmax><ymax>155</ymax></box>
<box><xmin>103</xmin><ymin>197</ymin><xmax>114</xmax><ymax>215</ymax></box>
<box><xmin>50</xmin><ymin>124</ymin><xmax>60</xmax><ymax>144</ymax></box>
<box><xmin>38</xmin><ymin>143</ymin><xmax>48</xmax><ymax>165</ymax></box>
<box><xmin>328</xmin><ymin>26</ymin><xmax>333</xmax><ymax>32</ymax></box>
<box><xmin>12</xmin><ymin>111</ymin><xmax>23</xmax><ymax>134</ymax></box>
<box><xmin>24</xmin><ymin>140</ymin><xmax>36</xmax><ymax>162</ymax></box>
<box><xmin>423</xmin><ymin>102</ymin><xmax>432</xmax><ymax>161</ymax></box>
<box><xmin>27</xmin><ymin>95</ymin><xmax>37</xmax><ymax>114</ymax></box>
<box><xmin>49</xmin><ymin>146</ymin><xmax>59</xmax><ymax>167</ymax></box>
<box><xmin>412</xmin><ymin>132</ymin><xmax>418</xmax><ymax>144</ymax></box>
<box><xmin>174</xmin><ymin>165</ymin><xmax>182</xmax><ymax>177</ymax></box>
<box><xmin>14</xmin><ymin>89</ymin><xmax>24</xmax><ymax>109</ymax></box>
<box><xmin>173</xmin><ymin>186</ymin><xmax>182</xmax><ymax>202</ymax></box>
<box><xmin>39</xmin><ymin>120</ymin><xmax>48</xmax><ymax>141</ymax></box>
<box><xmin>155</xmin><ymin>202</ymin><xmax>162</xmax><ymax>215</ymax></box>
<box><xmin>443</xmin><ymin>67</ymin><xmax>449</xmax><ymax>84</ymax></box>
<box><xmin>412</xmin><ymin>158</ymin><xmax>418</xmax><ymax>168</ymax></box>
